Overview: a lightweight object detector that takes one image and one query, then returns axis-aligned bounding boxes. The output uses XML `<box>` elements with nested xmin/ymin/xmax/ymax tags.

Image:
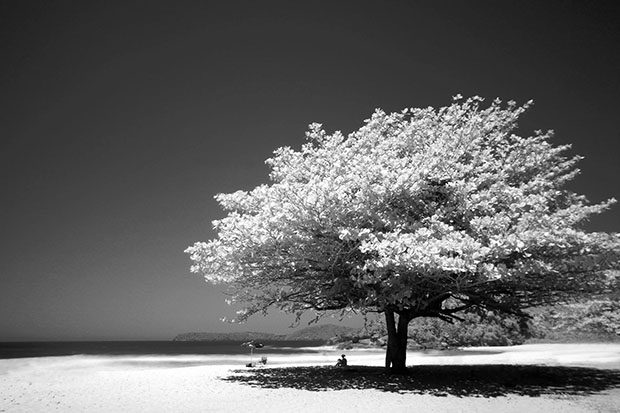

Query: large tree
<box><xmin>186</xmin><ymin>96</ymin><xmax>620</xmax><ymax>372</ymax></box>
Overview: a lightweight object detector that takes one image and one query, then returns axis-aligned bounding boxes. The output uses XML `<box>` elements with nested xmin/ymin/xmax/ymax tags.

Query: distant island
<box><xmin>172</xmin><ymin>324</ymin><xmax>360</xmax><ymax>343</ymax></box>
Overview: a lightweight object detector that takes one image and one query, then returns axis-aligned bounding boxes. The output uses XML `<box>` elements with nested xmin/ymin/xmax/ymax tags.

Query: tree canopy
<box><xmin>186</xmin><ymin>96</ymin><xmax>620</xmax><ymax>371</ymax></box>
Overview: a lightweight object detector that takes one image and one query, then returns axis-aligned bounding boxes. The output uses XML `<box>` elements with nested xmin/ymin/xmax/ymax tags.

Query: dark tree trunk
<box><xmin>384</xmin><ymin>309</ymin><xmax>411</xmax><ymax>373</ymax></box>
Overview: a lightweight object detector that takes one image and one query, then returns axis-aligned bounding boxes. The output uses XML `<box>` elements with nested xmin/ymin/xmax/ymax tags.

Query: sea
<box><xmin>0</xmin><ymin>340</ymin><xmax>325</xmax><ymax>360</ymax></box>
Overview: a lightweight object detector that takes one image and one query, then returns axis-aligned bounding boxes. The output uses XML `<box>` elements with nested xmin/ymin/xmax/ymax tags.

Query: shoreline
<box><xmin>2</xmin><ymin>344</ymin><xmax>620</xmax><ymax>412</ymax></box>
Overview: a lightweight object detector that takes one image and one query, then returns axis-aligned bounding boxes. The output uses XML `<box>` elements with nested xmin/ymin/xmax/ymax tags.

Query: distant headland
<box><xmin>172</xmin><ymin>324</ymin><xmax>360</xmax><ymax>342</ymax></box>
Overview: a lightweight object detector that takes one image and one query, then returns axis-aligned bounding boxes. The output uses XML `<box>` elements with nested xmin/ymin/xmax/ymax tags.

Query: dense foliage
<box><xmin>529</xmin><ymin>296</ymin><xmax>620</xmax><ymax>342</ymax></box>
<box><xmin>359</xmin><ymin>306</ymin><xmax>529</xmax><ymax>348</ymax></box>
<box><xmin>186</xmin><ymin>96</ymin><xmax>620</xmax><ymax>370</ymax></box>
<box><xmin>408</xmin><ymin>309</ymin><xmax>528</xmax><ymax>348</ymax></box>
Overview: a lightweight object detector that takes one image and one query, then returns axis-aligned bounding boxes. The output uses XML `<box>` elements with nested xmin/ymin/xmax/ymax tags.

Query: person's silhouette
<box><xmin>336</xmin><ymin>354</ymin><xmax>347</xmax><ymax>367</ymax></box>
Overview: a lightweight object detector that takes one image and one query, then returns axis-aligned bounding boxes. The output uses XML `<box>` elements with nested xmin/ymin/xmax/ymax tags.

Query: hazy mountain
<box><xmin>284</xmin><ymin>324</ymin><xmax>360</xmax><ymax>341</ymax></box>
<box><xmin>172</xmin><ymin>331</ymin><xmax>285</xmax><ymax>342</ymax></box>
<box><xmin>172</xmin><ymin>324</ymin><xmax>360</xmax><ymax>342</ymax></box>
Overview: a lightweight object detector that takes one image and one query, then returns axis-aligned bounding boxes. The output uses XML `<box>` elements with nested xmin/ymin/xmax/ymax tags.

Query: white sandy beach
<box><xmin>2</xmin><ymin>344</ymin><xmax>620</xmax><ymax>412</ymax></box>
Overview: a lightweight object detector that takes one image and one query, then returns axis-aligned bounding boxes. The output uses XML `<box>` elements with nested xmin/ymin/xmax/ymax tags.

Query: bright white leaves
<box><xmin>185</xmin><ymin>96</ymin><xmax>619</xmax><ymax>318</ymax></box>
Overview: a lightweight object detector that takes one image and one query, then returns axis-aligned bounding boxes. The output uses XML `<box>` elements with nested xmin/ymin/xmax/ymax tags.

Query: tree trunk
<box><xmin>384</xmin><ymin>309</ymin><xmax>411</xmax><ymax>373</ymax></box>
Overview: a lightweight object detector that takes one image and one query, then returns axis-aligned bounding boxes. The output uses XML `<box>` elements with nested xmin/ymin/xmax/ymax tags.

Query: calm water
<box><xmin>0</xmin><ymin>340</ymin><xmax>325</xmax><ymax>359</ymax></box>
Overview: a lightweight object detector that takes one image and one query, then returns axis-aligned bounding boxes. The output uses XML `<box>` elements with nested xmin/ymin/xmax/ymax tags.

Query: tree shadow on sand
<box><xmin>223</xmin><ymin>365</ymin><xmax>620</xmax><ymax>398</ymax></box>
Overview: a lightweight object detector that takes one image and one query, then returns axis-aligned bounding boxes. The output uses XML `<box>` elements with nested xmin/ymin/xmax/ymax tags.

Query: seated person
<box><xmin>335</xmin><ymin>354</ymin><xmax>347</xmax><ymax>367</ymax></box>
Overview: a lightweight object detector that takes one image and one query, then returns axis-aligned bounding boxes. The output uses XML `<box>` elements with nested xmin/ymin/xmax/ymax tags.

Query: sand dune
<box><xmin>1</xmin><ymin>344</ymin><xmax>619</xmax><ymax>412</ymax></box>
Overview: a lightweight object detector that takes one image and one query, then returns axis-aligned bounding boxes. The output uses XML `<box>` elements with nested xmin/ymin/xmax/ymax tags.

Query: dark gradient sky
<box><xmin>1</xmin><ymin>1</ymin><xmax>619</xmax><ymax>341</ymax></box>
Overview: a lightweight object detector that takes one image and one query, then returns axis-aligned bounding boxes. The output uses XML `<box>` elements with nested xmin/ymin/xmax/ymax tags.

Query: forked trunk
<box><xmin>384</xmin><ymin>310</ymin><xmax>411</xmax><ymax>373</ymax></box>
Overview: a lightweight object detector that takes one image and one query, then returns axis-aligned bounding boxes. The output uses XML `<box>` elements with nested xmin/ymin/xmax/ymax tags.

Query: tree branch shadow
<box><xmin>222</xmin><ymin>365</ymin><xmax>620</xmax><ymax>397</ymax></box>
